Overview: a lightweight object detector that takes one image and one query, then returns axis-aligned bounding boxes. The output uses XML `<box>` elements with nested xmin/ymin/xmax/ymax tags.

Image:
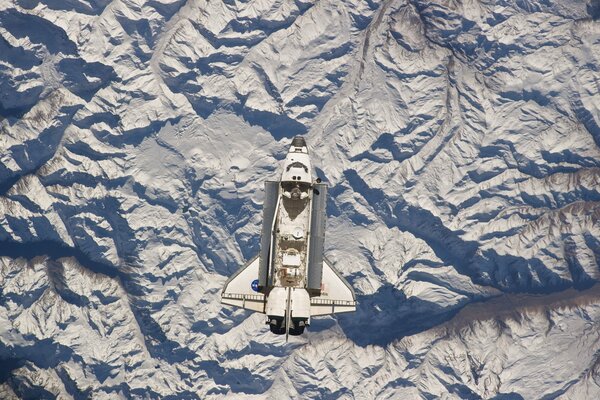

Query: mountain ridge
<box><xmin>1</xmin><ymin>0</ymin><xmax>600</xmax><ymax>398</ymax></box>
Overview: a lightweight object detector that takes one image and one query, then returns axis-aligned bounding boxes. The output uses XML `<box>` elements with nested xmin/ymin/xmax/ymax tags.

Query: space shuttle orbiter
<box><xmin>221</xmin><ymin>136</ymin><xmax>356</xmax><ymax>339</ymax></box>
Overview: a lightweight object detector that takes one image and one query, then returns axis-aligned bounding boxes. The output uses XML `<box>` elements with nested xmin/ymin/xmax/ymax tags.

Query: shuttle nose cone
<box><xmin>291</xmin><ymin>136</ymin><xmax>306</xmax><ymax>148</ymax></box>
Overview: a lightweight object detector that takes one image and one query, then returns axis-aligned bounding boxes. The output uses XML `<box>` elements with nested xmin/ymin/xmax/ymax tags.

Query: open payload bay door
<box><xmin>310</xmin><ymin>258</ymin><xmax>356</xmax><ymax>316</ymax></box>
<box><xmin>221</xmin><ymin>255</ymin><xmax>266</xmax><ymax>313</ymax></box>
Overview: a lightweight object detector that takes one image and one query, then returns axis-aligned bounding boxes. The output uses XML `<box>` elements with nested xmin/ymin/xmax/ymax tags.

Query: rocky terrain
<box><xmin>1</xmin><ymin>0</ymin><xmax>600</xmax><ymax>398</ymax></box>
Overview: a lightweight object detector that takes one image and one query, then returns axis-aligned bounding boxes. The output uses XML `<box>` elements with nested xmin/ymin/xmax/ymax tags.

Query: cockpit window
<box><xmin>291</xmin><ymin>137</ymin><xmax>306</xmax><ymax>147</ymax></box>
<box><xmin>286</xmin><ymin>162</ymin><xmax>308</xmax><ymax>172</ymax></box>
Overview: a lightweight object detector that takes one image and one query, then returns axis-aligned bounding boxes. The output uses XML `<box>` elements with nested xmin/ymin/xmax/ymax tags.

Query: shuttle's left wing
<box><xmin>221</xmin><ymin>255</ymin><xmax>266</xmax><ymax>313</ymax></box>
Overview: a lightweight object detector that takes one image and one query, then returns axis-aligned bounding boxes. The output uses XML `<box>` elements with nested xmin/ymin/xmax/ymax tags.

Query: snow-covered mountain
<box><xmin>1</xmin><ymin>0</ymin><xmax>600</xmax><ymax>398</ymax></box>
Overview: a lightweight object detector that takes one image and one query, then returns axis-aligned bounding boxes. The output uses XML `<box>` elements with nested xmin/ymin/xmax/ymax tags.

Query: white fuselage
<box><xmin>273</xmin><ymin>144</ymin><xmax>312</xmax><ymax>287</ymax></box>
<box><xmin>265</xmin><ymin>142</ymin><xmax>314</xmax><ymax>321</ymax></box>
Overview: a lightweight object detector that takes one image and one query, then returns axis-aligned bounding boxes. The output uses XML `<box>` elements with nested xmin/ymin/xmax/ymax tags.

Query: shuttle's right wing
<box><xmin>310</xmin><ymin>258</ymin><xmax>356</xmax><ymax>316</ymax></box>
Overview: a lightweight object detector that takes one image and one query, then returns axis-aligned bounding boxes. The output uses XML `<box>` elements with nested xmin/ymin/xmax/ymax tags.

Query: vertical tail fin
<box><xmin>285</xmin><ymin>287</ymin><xmax>291</xmax><ymax>342</ymax></box>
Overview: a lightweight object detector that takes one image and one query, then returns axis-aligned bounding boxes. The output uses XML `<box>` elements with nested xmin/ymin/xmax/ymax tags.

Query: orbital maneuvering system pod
<box><xmin>221</xmin><ymin>136</ymin><xmax>356</xmax><ymax>340</ymax></box>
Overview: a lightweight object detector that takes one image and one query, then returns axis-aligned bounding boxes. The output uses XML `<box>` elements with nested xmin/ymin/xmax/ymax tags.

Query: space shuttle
<box><xmin>221</xmin><ymin>136</ymin><xmax>356</xmax><ymax>339</ymax></box>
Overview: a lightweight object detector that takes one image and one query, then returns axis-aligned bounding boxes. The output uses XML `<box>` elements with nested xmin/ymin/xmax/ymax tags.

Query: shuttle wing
<box><xmin>221</xmin><ymin>255</ymin><xmax>266</xmax><ymax>313</ymax></box>
<box><xmin>310</xmin><ymin>258</ymin><xmax>356</xmax><ymax>316</ymax></box>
